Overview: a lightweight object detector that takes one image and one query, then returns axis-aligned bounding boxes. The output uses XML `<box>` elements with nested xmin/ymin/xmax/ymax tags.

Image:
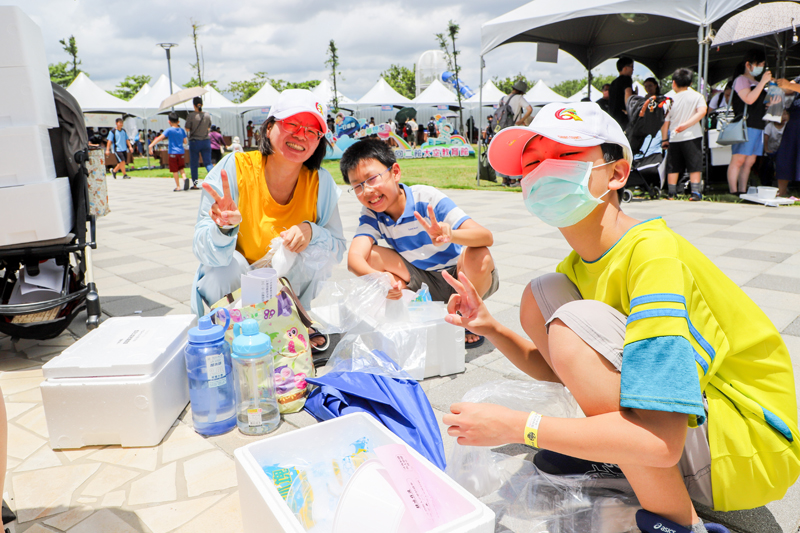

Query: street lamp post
<box><xmin>152</xmin><ymin>43</ymin><xmax>178</xmax><ymax>170</ymax></box>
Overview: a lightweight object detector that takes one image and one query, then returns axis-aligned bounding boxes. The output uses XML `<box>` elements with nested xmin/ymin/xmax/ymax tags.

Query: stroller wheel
<box><xmin>622</xmin><ymin>189</ymin><xmax>633</xmax><ymax>203</ymax></box>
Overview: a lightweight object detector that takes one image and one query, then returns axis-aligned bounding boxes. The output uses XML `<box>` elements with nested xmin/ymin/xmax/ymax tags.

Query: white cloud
<box><xmin>4</xmin><ymin>0</ymin><xmax>654</xmax><ymax>97</ymax></box>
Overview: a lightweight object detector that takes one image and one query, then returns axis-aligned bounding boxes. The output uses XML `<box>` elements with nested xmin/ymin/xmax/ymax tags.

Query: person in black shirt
<box><xmin>596</xmin><ymin>84</ymin><xmax>611</xmax><ymax>114</ymax></box>
<box><xmin>427</xmin><ymin>117</ymin><xmax>437</xmax><ymax>138</ymax></box>
<box><xmin>609</xmin><ymin>57</ymin><xmax>636</xmax><ymax>127</ymax></box>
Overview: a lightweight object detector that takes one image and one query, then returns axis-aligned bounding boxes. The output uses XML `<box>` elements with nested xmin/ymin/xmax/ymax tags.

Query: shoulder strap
<box><xmin>278</xmin><ymin>278</ymin><xmax>313</xmax><ymax>327</ymax></box>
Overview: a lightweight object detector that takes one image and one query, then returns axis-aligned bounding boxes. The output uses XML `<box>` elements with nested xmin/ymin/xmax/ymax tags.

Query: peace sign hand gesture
<box><xmin>442</xmin><ymin>270</ymin><xmax>495</xmax><ymax>338</ymax></box>
<box><xmin>414</xmin><ymin>205</ymin><xmax>452</xmax><ymax>245</ymax></box>
<box><xmin>202</xmin><ymin>170</ymin><xmax>242</xmax><ymax>227</ymax></box>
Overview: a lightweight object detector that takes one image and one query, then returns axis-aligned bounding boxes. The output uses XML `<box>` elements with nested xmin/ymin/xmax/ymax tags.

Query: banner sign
<box><xmin>381</xmin><ymin>105</ymin><xmax>393</xmax><ymax>111</ymax></box>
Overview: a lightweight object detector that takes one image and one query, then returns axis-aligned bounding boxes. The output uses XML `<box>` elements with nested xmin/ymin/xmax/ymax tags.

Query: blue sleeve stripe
<box><xmin>354</xmin><ymin>233</ymin><xmax>378</xmax><ymax>244</ymax></box>
<box><xmin>357</xmin><ymin>215</ymin><xmax>380</xmax><ymax>232</ymax></box>
<box><xmin>630</xmin><ymin>293</ymin><xmax>686</xmax><ymax>309</ymax></box>
<box><xmin>693</xmin><ymin>346</ymin><xmax>709</xmax><ymax>373</ymax></box>
<box><xmin>763</xmin><ymin>407</ymin><xmax>794</xmax><ymax>442</ymax></box>
<box><xmin>432</xmin><ymin>197</ymin><xmax>457</xmax><ymax>223</ymax></box>
<box><xmin>452</xmin><ymin>215</ymin><xmax>470</xmax><ymax>230</ymax></box>
<box><xmin>627</xmin><ymin>308</ymin><xmax>715</xmax><ymax>374</ymax></box>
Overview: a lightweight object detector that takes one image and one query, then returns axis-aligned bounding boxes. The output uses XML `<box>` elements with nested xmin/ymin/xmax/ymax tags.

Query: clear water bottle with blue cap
<box><xmin>184</xmin><ymin>309</ymin><xmax>236</xmax><ymax>435</ymax></box>
<box><xmin>231</xmin><ymin>318</ymin><xmax>281</xmax><ymax>435</ymax></box>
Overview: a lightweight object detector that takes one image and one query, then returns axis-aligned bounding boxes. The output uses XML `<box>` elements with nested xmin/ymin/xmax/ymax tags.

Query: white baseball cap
<box><xmin>487</xmin><ymin>101</ymin><xmax>632</xmax><ymax>177</ymax></box>
<box><xmin>266</xmin><ymin>89</ymin><xmax>328</xmax><ymax>135</ymax></box>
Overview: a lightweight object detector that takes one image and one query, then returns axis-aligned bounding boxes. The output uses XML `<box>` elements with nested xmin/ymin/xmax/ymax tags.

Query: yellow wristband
<box><xmin>524</xmin><ymin>411</ymin><xmax>542</xmax><ymax>448</ymax></box>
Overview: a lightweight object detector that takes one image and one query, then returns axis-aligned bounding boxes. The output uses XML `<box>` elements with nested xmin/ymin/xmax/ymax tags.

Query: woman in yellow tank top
<box><xmin>192</xmin><ymin>90</ymin><xmax>346</xmax><ymax>348</ymax></box>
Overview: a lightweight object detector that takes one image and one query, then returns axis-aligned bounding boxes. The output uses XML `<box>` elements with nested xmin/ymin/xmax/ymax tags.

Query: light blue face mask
<box><xmin>751</xmin><ymin>65</ymin><xmax>764</xmax><ymax>76</ymax></box>
<box><xmin>521</xmin><ymin>159</ymin><xmax>613</xmax><ymax>228</ymax></box>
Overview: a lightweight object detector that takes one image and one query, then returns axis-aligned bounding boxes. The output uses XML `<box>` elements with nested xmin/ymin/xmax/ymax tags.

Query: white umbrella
<box><xmin>712</xmin><ymin>2</ymin><xmax>800</xmax><ymax>47</ymax></box>
<box><xmin>158</xmin><ymin>87</ymin><xmax>208</xmax><ymax>112</ymax></box>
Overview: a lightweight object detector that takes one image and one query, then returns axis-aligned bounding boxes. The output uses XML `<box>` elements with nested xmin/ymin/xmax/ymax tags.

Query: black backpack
<box><xmin>492</xmin><ymin>94</ymin><xmax>520</xmax><ymax>132</ymax></box>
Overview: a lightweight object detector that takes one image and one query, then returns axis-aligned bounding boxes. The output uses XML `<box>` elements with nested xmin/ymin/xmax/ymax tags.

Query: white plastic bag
<box><xmin>325</xmin><ymin>329</ymin><xmax>426</xmax><ymax>380</ymax></box>
<box><xmin>763</xmin><ymin>82</ymin><xmax>786</xmax><ymax>123</ymax></box>
<box><xmin>310</xmin><ymin>273</ymin><xmax>394</xmax><ymax>333</ymax></box>
<box><xmin>445</xmin><ymin>380</ymin><xmax>639</xmax><ymax>532</ymax></box>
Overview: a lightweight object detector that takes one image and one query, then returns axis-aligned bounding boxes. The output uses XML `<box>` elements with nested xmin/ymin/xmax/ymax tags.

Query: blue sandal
<box><xmin>465</xmin><ymin>330</ymin><xmax>485</xmax><ymax>349</ymax></box>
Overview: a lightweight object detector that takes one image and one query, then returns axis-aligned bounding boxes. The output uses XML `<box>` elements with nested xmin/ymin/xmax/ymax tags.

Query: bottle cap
<box><xmin>188</xmin><ymin>314</ymin><xmax>226</xmax><ymax>343</ymax></box>
<box><xmin>232</xmin><ymin>319</ymin><xmax>272</xmax><ymax>357</ymax></box>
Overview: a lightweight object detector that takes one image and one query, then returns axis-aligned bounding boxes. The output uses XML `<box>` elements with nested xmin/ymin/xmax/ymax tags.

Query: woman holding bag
<box><xmin>191</xmin><ymin>90</ymin><xmax>346</xmax><ymax>351</ymax></box>
<box><xmin>726</xmin><ymin>49</ymin><xmax>772</xmax><ymax>194</ymax></box>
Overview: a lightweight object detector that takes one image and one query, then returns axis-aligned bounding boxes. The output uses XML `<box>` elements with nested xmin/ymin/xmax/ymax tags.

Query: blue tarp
<box><xmin>305</xmin><ymin>351</ymin><xmax>446</xmax><ymax>470</ymax></box>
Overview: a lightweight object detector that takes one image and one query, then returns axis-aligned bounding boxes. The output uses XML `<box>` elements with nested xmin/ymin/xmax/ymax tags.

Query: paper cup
<box><xmin>332</xmin><ymin>460</ymin><xmax>417</xmax><ymax>533</ymax></box>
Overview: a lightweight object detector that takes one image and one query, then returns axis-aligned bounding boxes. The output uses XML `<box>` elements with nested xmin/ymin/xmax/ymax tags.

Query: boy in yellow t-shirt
<box><xmin>441</xmin><ymin>102</ymin><xmax>799</xmax><ymax>533</ymax></box>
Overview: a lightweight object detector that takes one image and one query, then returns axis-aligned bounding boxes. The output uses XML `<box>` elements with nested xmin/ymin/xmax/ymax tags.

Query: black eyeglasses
<box><xmin>348</xmin><ymin>167</ymin><xmax>392</xmax><ymax>195</ymax></box>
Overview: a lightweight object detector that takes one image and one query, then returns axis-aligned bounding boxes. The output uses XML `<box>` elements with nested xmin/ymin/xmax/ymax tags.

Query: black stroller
<box><xmin>0</xmin><ymin>83</ymin><xmax>101</xmax><ymax>339</ymax></box>
<box><xmin>621</xmin><ymin>94</ymin><xmax>671</xmax><ymax>202</ymax></box>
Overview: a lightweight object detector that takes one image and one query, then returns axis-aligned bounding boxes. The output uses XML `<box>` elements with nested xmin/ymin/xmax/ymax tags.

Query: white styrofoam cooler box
<box><xmin>0</xmin><ymin>6</ymin><xmax>49</xmax><ymax>69</ymax></box>
<box><xmin>234</xmin><ymin>412</ymin><xmax>495</xmax><ymax>533</ymax></box>
<box><xmin>41</xmin><ymin>315</ymin><xmax>196</xmax><ymax>449</ymax></box>
<box><xmin>0</xmin><ymin>7</ymin><xmax>58</xmax><ymax>128</ymax></box>
<box><xmin>0</xmin><ymin>178</ymin><xmax>73</xmax><ymax>246</ymax></box>
<box><xmin>0</xmin><ymin>126</ymin><xmax>56</xmax><ymax>188</ymax></box>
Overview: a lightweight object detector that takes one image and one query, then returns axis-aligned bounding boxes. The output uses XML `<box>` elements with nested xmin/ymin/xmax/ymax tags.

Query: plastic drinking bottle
<box><xmin>184</xmin><ymin>309</ymin><xmax>237</xmax><ymax>436</ymax></box>
<box><xmin>231</xmin><ymin>319</ymin><xmax>281</xmax><ymax>435</ymax></box>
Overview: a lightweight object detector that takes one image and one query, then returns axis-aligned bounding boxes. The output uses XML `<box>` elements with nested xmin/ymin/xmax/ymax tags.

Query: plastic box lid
<box><xmin>43</xmin><ymin>315</ymin><xmax>197</xmax><ymax>379</ymax></box>
<box><xmin>0</xmin><ymin>7</ymin><xmax>47</xmax><ymax>69</ymax></box>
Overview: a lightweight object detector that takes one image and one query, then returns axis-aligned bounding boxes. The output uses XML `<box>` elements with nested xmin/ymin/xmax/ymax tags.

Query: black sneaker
<box><xmin>112</xmin><ymin>171</ymin><xmax>117</xmax><ymax>179</ymax></box>
<box><xmin>690</xmin><ymin>192</ymin><xmax>702</xmax><ymax>201</ymax></box>
<box><xmin>122</xmin><ymin>174</ymin><xmax>131</xmax><ymax>179</ymax></box>
<box><xmin>183</xmin><ymin>178</ymin><xmax>190</xmax><ymax>191</ymax></box>
<box><xmin>533</xmin><ymin>449</ymin><xmax>624</xmax><ymax>479</ymax></box>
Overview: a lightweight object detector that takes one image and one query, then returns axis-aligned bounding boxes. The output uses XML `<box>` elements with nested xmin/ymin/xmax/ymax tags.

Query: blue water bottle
<box><xmin>231</xmin><ymin>319</ymin><xmax>281</xmax><ymax>435</ymax></box>
<box><xmin>184</xmin><ymin>310</ymin><xmax>237</xmax><ymax>435</ymax></box>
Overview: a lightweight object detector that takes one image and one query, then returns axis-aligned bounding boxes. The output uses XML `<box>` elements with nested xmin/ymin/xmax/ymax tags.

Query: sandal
<box><xmin>309</xmin><ymin>326</ymin><xmax>330</xmax><ymax>354</ymax></box>
<box><xmin>465</xmin><ymin>330</ymin><xmax>485</xmax><ymax>349</ymax></box>
<box><xmin>173</xmin><ymin>188</ymin><xmax>181</xmax><ymax>192</ymax></box>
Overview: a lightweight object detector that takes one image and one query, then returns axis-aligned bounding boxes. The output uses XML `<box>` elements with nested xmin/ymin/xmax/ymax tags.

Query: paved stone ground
<box><xmin>2</xmin><ymin>177</ymin><xmax>800</xmax><ymax>532</ymax></box>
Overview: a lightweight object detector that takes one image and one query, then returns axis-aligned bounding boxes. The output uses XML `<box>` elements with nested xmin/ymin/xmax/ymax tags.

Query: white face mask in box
<box><xmin>521</xmin><ymin>159</ymin><xmax>612</xmax><ymax>228</ymax></box>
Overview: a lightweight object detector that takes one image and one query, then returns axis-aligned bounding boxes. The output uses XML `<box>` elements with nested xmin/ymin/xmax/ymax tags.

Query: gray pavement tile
<box><xmin>107</xmin><ymin>226</ymin><xmax>150</xmax><ymax>234</ymax></box>
<box><xmin>157</xmin><ymin>239</ymin><xmax>194</xmax><ymax>249</ymax></box>
<box><xmin>694</xmin><ymin>218</ymin><xmax>745</xmax><ymax>225</ymax></box>
<box><xmin>779</xmin><ymin>223</ymin><xmax>800</xmax><ymax>233</ymax></box>
<box><xmin>425</xmin><ymin>366</ymin><xmax>504</xmax><ymax>412</ymax></box>
<box><xmin>526</xmin><ymin>247</ymin><xmax>572</xmax><ymax>259</ymax></box>
<box><xmin>118</xmin><ymin>267</ymin><xmax>184</xmax><ymax>283</ymax></box>
<box><xmin>689</xmin><ymin>207</ymin><xmax>729</xmax><ymax>214</ymax></box>
<box><xmin>131</xmin><ymin>231</ymin><xmax>185</xmax><ymax>241</ymax></box>
<box><xmin>159</xmin><ymin>285</ymin><xmax>193</xmax><ymax>303</ymax></box>
<box><xmin>101</xmin><ymin>295</ymin><xmax>167</xmax><ymax>317</ymax></box>
<box><xmin>782</xmin><ymin>316</ymin><xmax>800</xmax><ymax>337</ymax></box>
<box><xmin>723</xmin><ymin>248</ymin><xmax>791</xmax><ymax>263</ymax></box>
<box><xmin>760</xmin><ymin>212</ymin><xmax>800</xmax><ymax>219</ymax></box>
<box><xmin>747</xmin><ymin>274</ymin><xmax>800</xmax><ymax>295</ymax></box>
<box><xmin>141</xmin><ymin>306</ymin><xmax>173</xmax><ymax>317</ymax></box>
<box><xmin>695</xmin><ymin>503</ymin><xmax>784</xmax><ymax>533</ymax></box>
<box><xmin>704</xmin><ymin>231</ymin><xmax>759</xmax><ymax>241</ymax></box>
<box><xmin>94</xmin><ymin>254</ymin><xmax>148</xmax><ymax>268</ymax></box>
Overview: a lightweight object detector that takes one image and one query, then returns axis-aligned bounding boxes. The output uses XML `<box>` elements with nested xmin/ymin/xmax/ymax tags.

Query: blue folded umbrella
<box><xmin>305</xmin><ymin>352</ymin><xmax>446</xmax><ymax>470</ymax></box>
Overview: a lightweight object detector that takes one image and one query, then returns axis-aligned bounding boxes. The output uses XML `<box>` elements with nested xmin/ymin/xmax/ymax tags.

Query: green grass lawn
<box><xmin>125</xmin><ymin>153</ymin><xmax>518</xmax><ymax>192</ymax></box>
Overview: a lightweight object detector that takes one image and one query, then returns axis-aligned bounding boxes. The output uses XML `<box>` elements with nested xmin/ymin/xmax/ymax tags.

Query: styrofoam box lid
<box><xmin>43</xmin><ymin>315</ymin><xmax>197</xmax><ymax>379</ymax></box>
<box><xmin>0</xmin><ymin>7</ymin><xmax>48</xmax><ymax>69</ymax></box>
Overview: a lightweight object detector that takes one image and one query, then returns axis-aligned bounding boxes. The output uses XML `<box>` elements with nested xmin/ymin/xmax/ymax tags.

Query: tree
<box><xmin>59</xmin><ymin>35</ymin><xmax>81</xmax><ymax>84</ymax></box>
<box><xmin>189</xmin><ymin>19</ymin><xmax>204</xmax><ymax>88</ymax></box>
<box><xmin>185</xmin><ymin>77</ymin><xmax>218</xmax><ymax>90</ymax></box>
<box><xmin>325</xmin><ymin>40</ymin><xmax>342</xmax><ymax>113</ymax></box>
<box><xmin>270</xmin><ymin>80</ymin><xmax>321</xmax><ymax>92</ymax></box>
<box><xmin>48</xmin><ymin>62</ymin><xmax>73</xmax><ymax>87</ymax></box>
<box><xmin>492</xmin><ymin>74</ymin><xmax>535</xmax><ymax>95</ymax></box>
<box><xmin>549</xmin><ymin>74</ymin><xmax>618</xmax><ymax>98</ymax></box>
<box><xmin>109</xmin><ymin>75</ymin><xmax>151</xmax><ymax>101</ymax></box>
<box><xmin>226</xmin><ymin>72</ymin><xmax>270</xmax><ymax>103</ymax></box>
<box><xmin>382</xmin><ymin>64</ymin><xmax>416</xmax><ymax>99</ymax></box>
<box><xmin>436</xmin><ymin>21</ymin><xmax>463</xmax><ymax>135</ymax></box>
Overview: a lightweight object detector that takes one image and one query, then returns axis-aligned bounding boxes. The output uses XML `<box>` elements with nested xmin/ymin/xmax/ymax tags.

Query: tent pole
<box><xmin>144</xmin><ymin>117</ymin><xmax>151</xmax><ymax>169</ymax></box>
<box><xmin>586</xmin><ymin>50</ymin><xmax>593</xmax><ymax>101</ymax></box>
<box><xmin>697</xmin><ymin>25</ymin><xmax>708</xmax><ymax>192</ymax></box>
<box><xmin>476</xmin><ymin>55</ymin><xmax>484</xmax><ymax>187</ymax></box>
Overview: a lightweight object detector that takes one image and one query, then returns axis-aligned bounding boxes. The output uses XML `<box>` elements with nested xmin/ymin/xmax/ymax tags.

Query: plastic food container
<box><xmin>234</xmin><ymin>412</ymin><xmax>495</xmax><ymax>533</ymax></box>
<box><xmin>758</xmin><ymin>186</ymin><xmax>779</xmax><ymax>200</ymax></box>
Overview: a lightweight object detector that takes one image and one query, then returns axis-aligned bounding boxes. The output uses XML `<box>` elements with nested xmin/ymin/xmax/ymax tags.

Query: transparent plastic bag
<box><xmin>763</xmin><ymin>82</ymin><xmax>786</xmax><ymax>123</ymax></box>
<box><xmin>324</xmin><ymin>330</ymin><xmax>425</xmax><ymax>380</ymax></box>
<box><xmin>250</xmin><ymin>238</ymin><xmax>338</xmax><ymax>302</ymax></box>
<box><xmin>310</xmin><ymin>273</ymin><xmax>393</xmax><ymax>334</ymax></box>
<box><xmin>445</xmin><ymin>380</ymin><xmax>639</xmax><ymax>532</ymax></box>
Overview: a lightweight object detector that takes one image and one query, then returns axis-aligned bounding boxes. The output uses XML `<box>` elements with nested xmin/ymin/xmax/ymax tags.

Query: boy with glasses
<box><xmin>340</xmin><ymin>139</ymin><xmax>499</xmax><ymax>348</ymax></box>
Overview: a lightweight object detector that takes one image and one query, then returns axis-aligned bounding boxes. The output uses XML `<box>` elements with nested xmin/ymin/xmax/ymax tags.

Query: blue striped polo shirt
<box><xmin>355</xmin><ymin>184</ymin><xmax>470</xmax><ymax>271</ymax></box>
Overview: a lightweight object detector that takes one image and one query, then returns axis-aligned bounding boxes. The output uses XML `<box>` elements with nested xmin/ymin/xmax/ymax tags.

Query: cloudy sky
<box><xmin>4</xmin><ymin>0</ymin><xmax>654</xmax><ymax>99</ymax></box>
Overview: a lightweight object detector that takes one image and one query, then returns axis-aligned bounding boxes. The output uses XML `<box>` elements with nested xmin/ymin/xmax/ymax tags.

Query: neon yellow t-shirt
<box><xmin>556</xmin><ymin>218</ymin><xmax>800</xmax><ymax>511</ymax></box>
<box><xmin>234</xmin><ymin>151</ymin><xmax>318</xmax><ymax>264</ymax></box>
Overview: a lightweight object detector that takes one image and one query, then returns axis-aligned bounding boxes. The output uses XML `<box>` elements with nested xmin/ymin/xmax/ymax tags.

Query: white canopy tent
<box><xmin>312</xmin><ymin>79</ymin><xmax>354</xmax><ymax>112</ymax></box>
<box><xmin>567</xmin><ymin>83</ymin><xmax>598</xmax><ymax>102</ymax></box>
<box><xmin>525</xmin><ymin>79</ymin><xmax>567</xmax><ymax>105</ymax></box>
<box><xmin>466</xmin><ymin>80</ymin><xmax>506</xmax><ymax>106</ymax></box>
<box><xmin>412</xmin><ymin>79</ymin><xmax>461</xmax><ymax>107</ymax></box>
<box><xmin>237</xmin><ymin>81</ymin><xmax>280</xmax><ymax>113</ymax></box>
<box><xmin>200</xmin><ymin>84</ymin><xmax>236</xmax><ymax>110</ymax></box>
<box><xmin>357</xmin><ymin>78</ymin><xmax>412</xmax><ymax>108</ymax></box>
<box><xmin>128</xmin><ymin>83</ymin><xmax>150</xmax><ymax>107</ymax></box>
<box><xmin>66</xmin><ymin>72</ymin><xmax>130</xmax><ymax>114</ymax></box>
<box><xmin>125</xmin><ymin>74</ymin><xmax>193</xmax><ymax>118</ymax></box>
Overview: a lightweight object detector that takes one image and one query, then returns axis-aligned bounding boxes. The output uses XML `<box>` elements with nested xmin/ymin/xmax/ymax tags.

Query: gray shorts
<box><xmin>401</xmin><ymin>255</ymin><xmax>499</xmax><ymax>303</ymax></box>
<box><xmin>530</xmin><ymin>272</ymin><xmax>714</xmax><ymax>508</ymax></box>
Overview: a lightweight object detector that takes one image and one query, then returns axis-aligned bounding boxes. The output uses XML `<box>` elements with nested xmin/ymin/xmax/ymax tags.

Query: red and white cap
<box><xmin>487</xmin><ymin>102</ymin><xmax>632</xmax><ymax>177</ymax></box>
<box><xmin>267</xmin><ymin>89</ymin><xmax>328</xmax><ymax>134</ymax></box>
